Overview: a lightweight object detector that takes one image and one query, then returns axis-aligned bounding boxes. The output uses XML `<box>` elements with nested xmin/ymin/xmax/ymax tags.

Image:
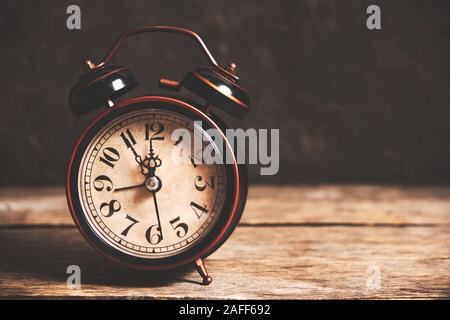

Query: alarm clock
<box><xmin>66</xmin><ymin>26</ymin><xmax>250</xmax><ymax>285</ymax></box>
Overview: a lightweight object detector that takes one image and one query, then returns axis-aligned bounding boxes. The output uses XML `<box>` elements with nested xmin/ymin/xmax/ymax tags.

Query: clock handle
<box><xmin>87</xmin><ymin>26</ymin><xmax>237</xmax><ymax>81</ymax></box>
<box><xmin>71</xmin><ymin>25</ymin><xmax>249</xmax><ymax>118</ymax></box>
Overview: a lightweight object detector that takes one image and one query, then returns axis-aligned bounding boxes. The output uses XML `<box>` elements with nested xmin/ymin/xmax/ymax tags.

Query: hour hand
<box><xmin>141</xmin><ymin>156</ymin><xmax>162</xmax><ymax>176</ymax></box>
<box><xmin>120</xmin><ymin>129</ymin><xmax>143</xmax><ymax>166</ymax></box>
<box><xmin>114</xmin><ymin>183</ymin><xmax>145</xmax><ymax>192</ymax></box>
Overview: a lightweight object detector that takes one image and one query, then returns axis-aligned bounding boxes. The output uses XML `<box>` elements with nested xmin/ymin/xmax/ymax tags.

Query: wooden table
<box><xmin>0</xmin><ymin>185</ymin><xmax>449</xmax><ymax>299</ymax></box>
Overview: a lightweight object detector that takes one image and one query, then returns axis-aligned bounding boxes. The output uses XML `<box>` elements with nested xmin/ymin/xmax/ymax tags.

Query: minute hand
<box><xmin>142</xmin><ymin>138</ymin><xmax>162</xmax><ymax>177</ymax></box>
<box><xmin>151</xmin><ymin>190</ymin><xmax>163</xmax><ymax>240</ymax></box>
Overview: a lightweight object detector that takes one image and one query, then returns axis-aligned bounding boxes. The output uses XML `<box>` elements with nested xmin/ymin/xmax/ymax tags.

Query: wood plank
<box><xmin>0</xmin><ymin>225</ymin><xmax>448</xmax><ymax>299</ymax></box>
<box><xmin>246</xmin><ymin>185</ymin><xmax>450</xmax><ymax>225</ymax></box>
<box><xmin>0</xmin><ymin>187</ymin><xmax>68</xmax><ymax>225</ymax></box>
<box><xmin>1</xmin><ymin>185</ymin><xmax>450</xmax><ymax>225</ymax></box>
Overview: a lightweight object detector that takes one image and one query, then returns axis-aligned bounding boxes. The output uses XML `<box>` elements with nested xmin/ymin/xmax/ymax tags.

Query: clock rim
<box><xmin>66</xmin><ymin>95</ymin><xmax>246</xmax><ymax>270</ymax></box>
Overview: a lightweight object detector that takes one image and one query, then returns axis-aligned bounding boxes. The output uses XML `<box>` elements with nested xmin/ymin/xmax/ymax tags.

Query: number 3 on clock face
<box><xmin>67</xmin><ymin>99</ymin><xmax>245</xmax><ymax>269</ymax></box>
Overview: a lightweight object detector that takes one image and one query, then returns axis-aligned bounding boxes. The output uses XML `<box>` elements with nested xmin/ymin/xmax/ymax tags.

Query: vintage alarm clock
<box><xmin>66</xmin><ymin>26</ymin><xmax>250</xmax><ymax>285</ymax></box>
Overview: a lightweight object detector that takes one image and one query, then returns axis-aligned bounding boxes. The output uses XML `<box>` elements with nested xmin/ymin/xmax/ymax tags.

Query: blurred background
<box><xmin>0</xmin><ymin>0</ymin><xmax>449</xmax><ymax>185</ymax></box>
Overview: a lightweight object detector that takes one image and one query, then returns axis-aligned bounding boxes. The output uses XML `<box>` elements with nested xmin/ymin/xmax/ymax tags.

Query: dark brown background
<box><xmin>0</xmin><ymin>0</ymin><xmax>449</xmax><ymax>185</ymax></box>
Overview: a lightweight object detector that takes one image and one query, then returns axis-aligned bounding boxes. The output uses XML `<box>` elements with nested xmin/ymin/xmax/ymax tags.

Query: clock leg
<box><xmin>194</xmin><ymin>258</ymin><xmax>212</xmax><ymax>285</ymax></box>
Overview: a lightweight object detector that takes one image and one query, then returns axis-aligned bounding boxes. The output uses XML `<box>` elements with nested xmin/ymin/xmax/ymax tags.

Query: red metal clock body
<box><xmin>67</xmin><ymin>26</ymin><xmax>250</xmax><ymax>284</ymax></box>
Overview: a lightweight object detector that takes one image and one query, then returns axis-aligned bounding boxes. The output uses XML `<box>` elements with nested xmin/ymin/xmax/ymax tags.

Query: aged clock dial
<box><xmin>77</xmin><ymin>109</ymin><xmax>226</xmax><ymax>259</ymax></box>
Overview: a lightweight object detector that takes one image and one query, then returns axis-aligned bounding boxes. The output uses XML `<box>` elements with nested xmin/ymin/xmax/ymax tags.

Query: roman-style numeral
<box><xmin>120</xmin><ymin>128</ymin><xmax>137</xmax><ymax>149</ymax></box>
<box><xmin>169</xmin><ymin>216</ymin><xmax>188</xmax><ymax>238</ymax></box>
<box><xmin>190</xmin><ymin>201</ymin><xmax>208</xmax><ymax>219</ymax></box>
<box><xmin>190</xmin><ymin>148</ymin><xmax>204</xmax><ymax>168</ymax></box>
<box><xmin>145</xmin><ymin>122</ymin><xmax>165</xmax><ymax>141</ymax></box>
<box><xmin>174</xmin><ymin>135</ymin><xmax>183</xmax><ymax>146</ymax></box>
<box><xmin>190</xmin><ymin>156</ymin><xmax>198</xmax><ymax>168</ymax></box>
<box><xmin>194</xmin><ymin>176</ymin><xmax>215</xmax><ymax>191</ymax></box>
<box><xmin>99</xmin><ymin>199</ymin><xmax>121</xmax><ymax>217</ymax></box>
<box><xmin>121</xmin><ymin>215</ymin><xmax>139</xmax><ymax>236</ymax></box>
<box><xmin>99</xmin><ymin>147</ymin><xmax>120</xmax><ymax>168</ymax></box>
<box><xmin>145</xmin><ymin>224</ymin><xmax>162</xmax><ymax>244</ymax></box>
<box><xmin>93</xmin><ymin>175</ymin><xmax>113</xmax><ymax>192</ymax></box>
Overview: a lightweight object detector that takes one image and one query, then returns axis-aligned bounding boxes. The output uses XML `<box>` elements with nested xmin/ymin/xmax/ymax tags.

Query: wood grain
<box><xmin>2</xmin><ymin>185</ymin><xmax>450</xmax><ymax>225</ymax></box>
<box><xmin>0</xmin><ymin>185</ymin><xmax>449</xmax><ymax>299</ymax></box>
<box><xmin>0</xmin><ymin>226</ymin><xmax>448</xmax><ymax>299</ymax></box>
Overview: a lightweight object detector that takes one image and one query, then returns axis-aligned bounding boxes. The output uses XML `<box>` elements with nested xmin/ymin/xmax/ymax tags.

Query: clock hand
<box><xmin>142</xmin><ymin>139</ymin><xmax>162</xmax><ymax>177</ymax></box>
<box><xmin>123</xmin><ymin>137</ymin><xmax>143</xmax><ymax>167</ymax></box>
<box><xmin>151</xmin><ymin>188</ymin><xmax>163</xmax><ymax>240</ymax></box>
<box><xmin>121</xmin><ymin>133</ymin><xmax>155</xmax><ymax>178</ymax></box>
<box><xmin>149</xmin><ymin>138</ymin><xmax>155</xmax><ymax>159</ymax></box>
<box><xmin>114</xmin><ymin>183</ymin><xmax>145</xmax><ymax>192</ymax></box>
<box><xmin>143</xmin><ymin>174</ymin><xmax>163</xmax><ymax>240</ymax></box>
<box><xmin>144</xmin><ymin>139</ymin><xmax>164</xmax><ymax>238</ymax></box>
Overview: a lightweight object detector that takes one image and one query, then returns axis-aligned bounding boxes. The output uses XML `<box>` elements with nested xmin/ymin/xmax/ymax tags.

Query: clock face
<box><xmin>77</xmin><ymin>108</ymin><xmax>227</xmax><ymax>259</ymax></box>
